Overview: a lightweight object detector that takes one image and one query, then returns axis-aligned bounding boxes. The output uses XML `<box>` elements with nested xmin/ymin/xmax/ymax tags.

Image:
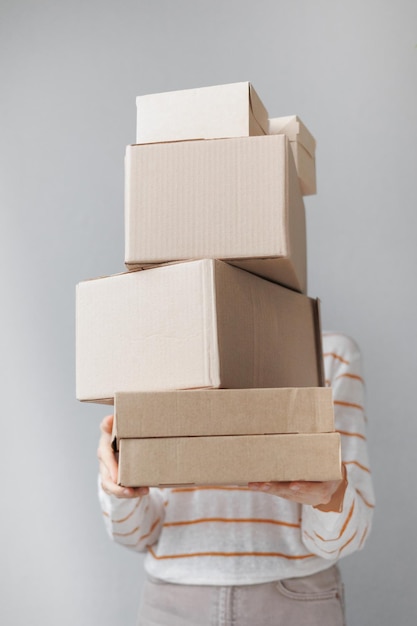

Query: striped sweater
<box><xmin>99</xmin><ymin>332</ymin><xmax>375</xmax><ymax>585</ymax></box>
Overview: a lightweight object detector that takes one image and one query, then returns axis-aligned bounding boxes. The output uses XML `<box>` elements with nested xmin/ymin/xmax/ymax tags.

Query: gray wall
<box><xmin>1</xmin><ymin>1</ymin><xmax>416</xmax><ymax>624</ymax></box>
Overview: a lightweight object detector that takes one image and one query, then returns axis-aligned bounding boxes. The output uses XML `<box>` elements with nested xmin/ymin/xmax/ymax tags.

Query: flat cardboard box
<box><xmin>136</xmin><ymin>81</ymin><xmax>268</xmax><ymax>144</ymax></box>
<box><xmin>113</xmin><ymin>388</ymin><xmax>335</xmax><ymax>444</ymax></box>
<box><xmin>76</xmin><ymin>260</ymin><xmax>324</xmax><ymax>403</ymax></box>
<box><xmin>117</xmin><ymin>433</ymin><xmax>342</xmax><ymax>486</ymax></box>
<box><xmin>268</xmin><ymin>115</ymin><xmax>316</xmax><ymax>196</ymax></box>
<box><xmin>125</xmin><ymin>134</ymin><xmax>307</xmax><ymax>293</ymax></box>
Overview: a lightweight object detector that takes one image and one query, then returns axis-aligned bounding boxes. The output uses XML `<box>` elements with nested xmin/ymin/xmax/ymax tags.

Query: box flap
<box><xmin>248</xmin><ymin>83</ymin><xmax>269</xmax><ymax>135</ymax></box>
<box><xmin>268</xmin><ymin>115</ymin><xmax>316</xmax><ymax>158</ymax></box>
<box><xmin>285</xmin><ymin>137</ymin><xmax>307</xmax><ymax>290</ymax></box>
<box><xmin>214</xmin><ymin>261</ymin><xmax>321</xmax><ymax>389</ymax></box>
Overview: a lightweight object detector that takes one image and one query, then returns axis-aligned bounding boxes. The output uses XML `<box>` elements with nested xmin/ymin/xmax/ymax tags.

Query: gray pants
<box><xmin>138</xmin><ymin>565</ymin><xmax>346</xmax><ymax>626</ymax></box>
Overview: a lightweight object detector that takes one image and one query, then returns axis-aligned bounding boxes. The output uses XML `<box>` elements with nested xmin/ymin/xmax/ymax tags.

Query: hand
<box><xmin>248</xmin><ymin>467</ymin><xmax>347</xmax><ymax>513</ymax></box>
<box><xmin>98</xmin><ymin>414</ymin><xmax>149</xmax><ymax>499</ymax></box>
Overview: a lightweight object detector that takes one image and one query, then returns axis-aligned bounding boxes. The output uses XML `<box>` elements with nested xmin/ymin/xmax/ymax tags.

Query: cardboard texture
<box><xmin>268</xmin><ymin>115</ymin><xmax>317</xmax><ymax>196</ymax></box>
<box><xmin>136</xmin><ymin>82</ymin><xmax>268</xmax><ymax>144</ymax></box>
<box><xmin>76</xmin><ymin>259</ymin><xmax>323</xmax><ymax>403</ymax></box>
<box><xmin>117</xmin><ymin>433</ymin><xmax>342</xmax><ymax>487</ymax></box>
<box><xmin>113</xmin><ymin>388</ymin><xmax>335</xmax><ymax>443</ymax></box>
<box><xmin>125</xmin><ymin>134</ymin><xmax>307</xmax><ymax>293</ymax></box>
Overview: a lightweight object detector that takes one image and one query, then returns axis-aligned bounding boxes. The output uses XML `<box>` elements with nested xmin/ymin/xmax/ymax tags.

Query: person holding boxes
<box><xmin>98</xmin><ymin>332</ymin><xmax>374</xmax><ymax>626</ymax></box>
<box><xmin>81</xmin><ymin>83</ymin><xmax>374</xmax><ymax>624</ymax></box>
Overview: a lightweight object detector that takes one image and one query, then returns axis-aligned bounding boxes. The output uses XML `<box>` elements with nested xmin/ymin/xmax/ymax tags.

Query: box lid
<box><xmin>136</xmin><ymin>81</ymin><xmax>269</xmax><ymax>143</ymax></box>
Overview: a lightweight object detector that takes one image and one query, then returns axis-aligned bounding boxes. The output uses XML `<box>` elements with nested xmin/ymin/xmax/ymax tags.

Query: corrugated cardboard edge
<box><xmin>125</xmin><ymin>146</ymin><xmax>133</xmax><ymax>257</ymax></box>
<box><xmin>202</xmin><ymin>260</ymin><xmax>221</xmax><ymax>390</ymax></box>
<box><xmin>285</xmin><ymin>136</ymin><xmax>307</xmax><ymax>293</ymax></box>
<box><xmin>314</xmin><ymin>298</ymin><xmax>325</xmax><ymax>387</ymax></box>
<box><xmin>75</xmin><ymin>280</ymin><xmax>116</xmax><ymax>404</ymax></box>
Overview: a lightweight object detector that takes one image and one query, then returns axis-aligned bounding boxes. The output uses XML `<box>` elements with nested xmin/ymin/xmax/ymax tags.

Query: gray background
<box><xmin>1</xmin><ymin>1</ymin><xmax>416</xmax><ymax>624</ymax></box>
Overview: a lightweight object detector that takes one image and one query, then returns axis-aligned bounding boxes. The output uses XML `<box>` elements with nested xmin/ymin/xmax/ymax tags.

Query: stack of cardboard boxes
<box><xmin>76</xmin><ymin>82</ymin><xmax>342</xmax><ymax>487</ymax></box>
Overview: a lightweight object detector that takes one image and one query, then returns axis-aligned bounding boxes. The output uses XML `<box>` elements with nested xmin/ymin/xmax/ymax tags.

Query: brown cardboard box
<box><xmin>136</xmin><ymin>81</ymin><xmax>268</xmax><ymax>144</ymax></box>
<box><xmin>76</xmin><ymin>260</ymin><xmax>324</xmax><ymax>403</ymax></box>
<box><xmin>125</xmin><ymin>134</ymin><xmax>306</xmax><ymax>292</ymax></box>
<box><xmin>113</xmin><ymin>388</ymin><xmax>335</xmax><ymax>443</ymax></box>
<box><xmin>268</xmin><ymin>116</ymin><xmax>316</xmax><ymax>196</ymax></box>
<box><xmin>117</xmin><ymin>433</ymin><xmax>342</xmax><ymax>487</ymax></box>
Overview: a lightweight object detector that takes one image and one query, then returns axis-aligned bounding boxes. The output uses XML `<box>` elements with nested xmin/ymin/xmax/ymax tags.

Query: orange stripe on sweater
<box><xmin>345</xmin><ymin>460</ymin><xmax>371</xmax><ymax>473</ymax></box>
<box><xmin>122</xmin><ymin>518</ymin><xmax>162</xmax><ymax>548</ymax></box>
<box><xmin>337</xmin><ymin>430</ymin><xmax>366</xmax><ymax>440</ymax></box>
<box><xmin>113</xmin><ymin>525</ymin><xmax>140</xmax><ymax>538</ymax></box>
<box><xmin>305</xmin><ymin>531</ymin><xmax>358</xmax><ymax>558</ymax></box>
<box><xmin>147</xmin><ymin>546</ymin><xmax>315</xmax><ymax>561</ymax></box>
<box><xmin>111</xmin><ymin>497</ymin><xmax>142</xmax><ymax>524</ymax></box>
<box><xmin>355</xmin><ymin>489</ymin><xmax>375</xmax><ymax>508</ymax></box>
<box><xmin>303</xmin><ymin>530</ymin><xmax>320</xmax><ymax>548</ymax></box>
<box><xmin>359</xmin><ymin>525</ymin><xmax>369</xmax><ymax>549</ymax></box>
<box><xmin>335</xmin><ymin>372</ymin><xmax>365</xmax><ymax>384</ymax></box>
<box><xmin>339</xmin><ymin>530</ymin><xmax>358</xmax><ymax>555</ymax></box>
<box><xmin>142</xmin><ymin>518</ymin><xmax>161</xmax><ymax>540</ymax></box>
<box><xmin>163</xmin><ymin>517</ymin><xmax>300</xmax><ymax>529</ymax></box>
<box><xmin>323</xmin><ymin>352</ymin><xmax>350</xmax><ymax>364</ymax></box>
<box><xmin>334</xmin><ymin>400</ymin><xmax>364</xmax><ymax>411</ymax></box>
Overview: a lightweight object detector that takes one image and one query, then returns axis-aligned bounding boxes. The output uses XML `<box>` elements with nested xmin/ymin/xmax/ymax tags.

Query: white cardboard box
<box><xmin>76</xmin><ymin>260</ymin><xmax>324</xmax><ymax>403</ymax></box>
<box><xmin>125</xmin><ymin>134</ymin><xmax>307</xmax><ymax>292</ymax></box>
<box><xmin>136</xmin><ymin>81</ymin><xmax>269</xmax><ymax>144</ymax></box>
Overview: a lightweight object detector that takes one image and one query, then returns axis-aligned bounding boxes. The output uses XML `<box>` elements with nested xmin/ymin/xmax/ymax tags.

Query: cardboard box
<box><xmin>136</xmin><ymin>81</ymin><xmax>268</xmax><ymax>144</ymax></box>
<box><xmin>125</xmin><ymin>135</ymin><xmax>307</xmax><ymax>293</ymax></box>
<box><xmin>117</xmin><ymin>433</ymin><xmax>342</xmax><ymax>486</ymax></box>
<box><xmin>268</xmin><ymin>116</ymin><xmax>316</xmax><ymax>196</ymax></box>
<box><xmin>76</xmin><ymin>260</ymin><xmax>324</xmax><ymax>403</ymax></box>
<box><xmin>113</xmin><ymin>388</ymin><xmax>335</xmax><ymax>443</ymax></box>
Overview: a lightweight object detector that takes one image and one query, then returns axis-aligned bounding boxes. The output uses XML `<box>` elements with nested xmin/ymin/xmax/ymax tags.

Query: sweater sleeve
<box><xmin>301</xmin><ymin>334</ymin><xmax>375</xmax><ymax>560</ymax></box>
<box><xmin>98</xmin><ymin>478</ymin><xmax>167</xmax><ymax>553</ymax></box>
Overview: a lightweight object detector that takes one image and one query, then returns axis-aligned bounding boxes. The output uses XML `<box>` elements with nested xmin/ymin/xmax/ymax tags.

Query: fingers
<box><xmin>99</xmin><ymin>460</ymin><xmax>149</xmax><ymax>498</ymax></box>
<box><xmin>97</xmin><ymin>414</ymin><xmax>118</xmax><ymax>482</ymax></box>
<box><xmin>98</xmin><ymin>414</ymin><xmax>150</xmax><ymax>499</ymax></box>
<box><xmin>100</xmin><ymin>414</ymin><xmax>114</xmax><ymax>436</ymax></box>
<box><xmin>97</xmin><ymin>438</ymin><xmax>118</xmax><ymax>483</ymax></box>
<box><xmin>248</xmin><ymin>480</ymin><xmax>342</xmax><ymax>507</ymax></box>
